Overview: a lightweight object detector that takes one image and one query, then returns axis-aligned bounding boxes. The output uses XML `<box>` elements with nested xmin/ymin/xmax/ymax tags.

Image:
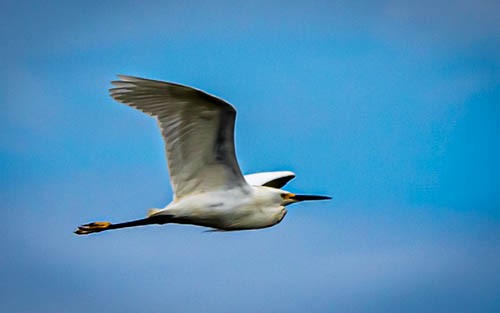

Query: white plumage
<box><xmin>75</xmin><ymin>75</ymin><xmax>330</xmax><ymax>235</ymax></box>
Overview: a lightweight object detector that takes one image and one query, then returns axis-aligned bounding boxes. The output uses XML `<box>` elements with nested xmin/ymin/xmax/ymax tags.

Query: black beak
<box><xmin>290</xmin><ymin>194</ymin><xmax>332</xmax><ymax>201</ymax></box>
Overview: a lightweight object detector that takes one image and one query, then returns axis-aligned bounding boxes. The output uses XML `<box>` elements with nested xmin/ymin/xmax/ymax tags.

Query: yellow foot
<box><xmin>74</xmin><ymin>221</ymin><xmax>111</xmax><ymax>235</ymax></box>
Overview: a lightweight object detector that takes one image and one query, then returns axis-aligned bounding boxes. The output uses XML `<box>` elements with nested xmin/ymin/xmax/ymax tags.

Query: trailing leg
<box><xmin>74</xmin><ymin>216</ymin><xmax>171</xmax><ymax>235</ymax></box>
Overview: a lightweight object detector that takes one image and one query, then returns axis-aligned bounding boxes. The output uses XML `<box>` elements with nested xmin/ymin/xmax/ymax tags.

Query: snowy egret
<box><xmin>75</xmin><ymin>75</ymin><xmax>330</xmax><ymax>235</ymax></box>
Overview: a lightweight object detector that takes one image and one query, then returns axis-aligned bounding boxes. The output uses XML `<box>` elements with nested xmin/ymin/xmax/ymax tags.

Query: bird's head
<box><xmin>281</xmin><ymin>193</ymin><xmax>299</xmax><ymax>206</ymax></box>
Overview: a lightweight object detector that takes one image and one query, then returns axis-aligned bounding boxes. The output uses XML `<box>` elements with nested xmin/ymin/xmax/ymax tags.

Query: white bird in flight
<box><xmin>75</xmin><ymin>75</ymin><xmax>330</xmax><ymax>235</ymax></box>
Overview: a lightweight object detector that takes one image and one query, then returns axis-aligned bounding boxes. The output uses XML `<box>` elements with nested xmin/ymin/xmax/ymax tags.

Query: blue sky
<box><xmin>1</xmin><ymin>1</ymin><xmax>499</xmax><ymax>312</ymax></box>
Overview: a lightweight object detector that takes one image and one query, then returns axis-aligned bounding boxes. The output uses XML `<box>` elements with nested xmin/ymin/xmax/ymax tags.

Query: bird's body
<box><xmin>75</xmin><ymin>75</ymin><xmax>330</xmax><ymax>235</ymax></box>
<box><xmin>154</xmin><ymin>186</ymin><xmax>287</xmax><ymax>230</ymax></box>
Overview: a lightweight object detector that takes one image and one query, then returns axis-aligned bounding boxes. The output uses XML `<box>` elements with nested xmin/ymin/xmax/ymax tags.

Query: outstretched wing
<box><xmin>244</xmin><ymin>171</ymin><xmax>295</xmax><ymax>188</ymax></box>
<box><xmin>110</xmin><ymin>75</ymin><xmax>250</xmax><ymax>199</ymax></box>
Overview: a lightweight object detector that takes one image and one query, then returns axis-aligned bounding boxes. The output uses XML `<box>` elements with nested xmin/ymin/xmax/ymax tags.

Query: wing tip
<box><xmin>116</xmin><ymin>74</ymin><xmax>141</xmax><ymax>81</ymax></box>
<box><xmin>114</xmin><ymin>74</ymin><xmax>175</xmax><ymax>86</ymax></box>
<box><xmin>281</xmin><ymin>171</ymin><xmax>296</xmax><ymax>178</ymax></box>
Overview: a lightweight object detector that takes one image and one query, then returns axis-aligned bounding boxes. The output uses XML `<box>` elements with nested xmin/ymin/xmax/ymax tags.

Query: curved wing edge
<box><xmin>244</xmin><ymin>171</ymin><xmax>296</xmax><ymax>188</ymax></box>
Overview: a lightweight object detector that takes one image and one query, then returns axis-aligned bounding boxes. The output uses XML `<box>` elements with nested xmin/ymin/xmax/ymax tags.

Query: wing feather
<box><xmin>244</xmin><ymin>171</ymin><xmax>296</xmax><ymax>188</ymax></box>
<box><xmin>109</xmin><ymin>75</ymin><xmax>249</xmax><ymax>199</ymax></box>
